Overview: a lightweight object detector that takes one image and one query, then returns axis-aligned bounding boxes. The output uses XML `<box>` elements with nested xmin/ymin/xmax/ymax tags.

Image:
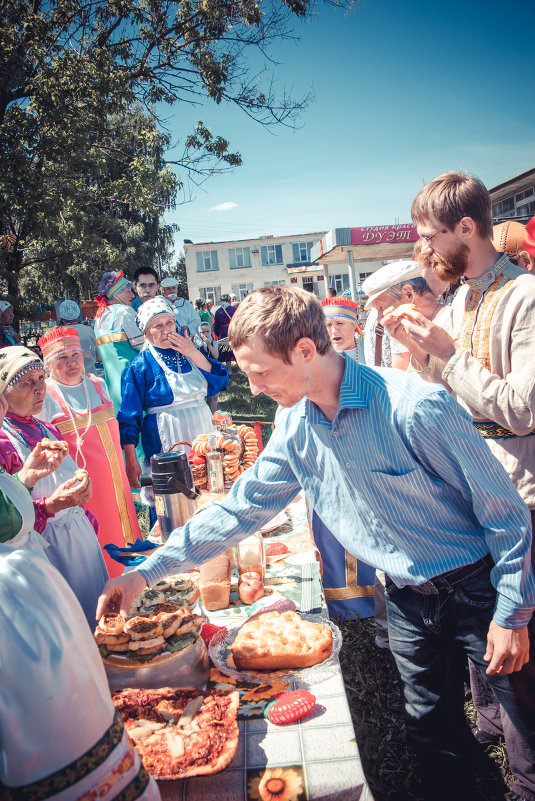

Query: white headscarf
<box><xmin>136</xmin><ymin>296</ymin><xmax>175</xmax><ymax>333</ymax></box>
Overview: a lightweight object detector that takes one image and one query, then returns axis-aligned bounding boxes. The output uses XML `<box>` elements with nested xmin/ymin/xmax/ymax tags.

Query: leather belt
<box><xmin>411</xmin><ymin>554</ymin><xmax>494</xmax><ymax>596</ymax></box>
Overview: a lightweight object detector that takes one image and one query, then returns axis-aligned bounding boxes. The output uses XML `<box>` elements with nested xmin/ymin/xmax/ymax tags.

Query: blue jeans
<box><xmin>385</xmin><ymin>561</ymin><xmax>535</xmax><ymax>799</ymax></box>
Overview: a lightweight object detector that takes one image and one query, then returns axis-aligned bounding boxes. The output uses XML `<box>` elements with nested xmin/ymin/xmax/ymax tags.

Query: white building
<box><xmin>490</xmin><ymin>167</ymin><xmax>535</xmax><ymax>225</ymax></box>
<box><xmin>184</xmin><ymin>232</ymin><xmax>384</xmax><ymax>303</ymax></box>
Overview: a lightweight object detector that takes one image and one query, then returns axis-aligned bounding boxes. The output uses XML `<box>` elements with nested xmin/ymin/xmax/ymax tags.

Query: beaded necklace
<box><xmin>2</xmin><ymin>416</ymin><xmax>49</xmax><ymax>452</ymax></box>
<box><xmin>49</xmin><ymin>376</ymin><xmax>92</xmax><ymax>468</ymax></box>
<box><xmin>154</xmin><ymin>346</ymin><xmax>189</xmax><ymax>372</ymax></box>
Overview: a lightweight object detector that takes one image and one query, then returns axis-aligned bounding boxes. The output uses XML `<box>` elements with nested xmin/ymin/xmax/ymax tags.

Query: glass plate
<box><xmin>257</xmin><ymin>510</ymin><xmax>289</xmax><ymax>534</ymax></box>
<box><xmin>208</xmin><ymin>613</ymin><xmax>342</xmax><ymax>686</ymax></box>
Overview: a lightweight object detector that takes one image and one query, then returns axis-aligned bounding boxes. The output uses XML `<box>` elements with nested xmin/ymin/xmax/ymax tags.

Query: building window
<box><xmin>302</xmin><ymin>277</ymin><xmax>318</xmax><ymax>296</ymax></box>
<box><xmin>231</xmin><ymin>282</ymin><xmax>254</xmax><ymax>300</ymax></box>
<box><xmin>264</xmin><ymin>280</ymin><xmax>286</xmax><ymax>286</ymax></box>
<box><xmin>492</xmin><ymin>197</ymin><xmax>515</xmax><ymax>218</ymax></box>
<box><xmin>261</xmin><ymin>244</ymin><xmax>283</xmax><ymax>265</ymax></box>
<box><xmin>330</xmin><ymin>274</ymin><xmax>350</xmax><ymax>294</ymax></box>
<box><xmin>229</xmin><ymin>247</ymin><xmax>251</xmax><ymax>269</ymax></box>
<box><xmin>516</xmin><ymin>188</ymin><xmax>534</xmax><ymax>203</ymax></box>
<box><xmin>196</xmin><ymin>250</ymin><xmax>219</xmax><ymax>272</ymax></box>
<box><xmin>517</xmin><ymin>200</ymin><xmax>535</xmax><ymax>219</ymax></box>
<box><xmin>292</xmin><ymin>242</ymin><xmax>313</xmax><ymax>263</ymax></box>
<box><xmin>200</xmin><ymin>286</ymin><xmax>221</xmax><ymax>303</ymax></box>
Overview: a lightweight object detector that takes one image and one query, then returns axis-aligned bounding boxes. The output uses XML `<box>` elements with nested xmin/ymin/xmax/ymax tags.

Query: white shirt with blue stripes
<box><xmin>139</xmin><ymin>355</ymin><xmax>535</xmax><ymax>629</ymax></box>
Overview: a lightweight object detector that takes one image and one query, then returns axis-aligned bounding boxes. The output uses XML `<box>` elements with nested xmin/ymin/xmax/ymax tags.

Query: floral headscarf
<box><xmin>0</xmin><ymin>346</ymin><xmax>44</xmax><ymax>393</ymax></box>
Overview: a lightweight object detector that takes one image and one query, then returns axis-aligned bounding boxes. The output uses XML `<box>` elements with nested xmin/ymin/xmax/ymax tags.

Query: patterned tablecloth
<box><xmin>157</xmin><ymin>493</ymin><xmax>375</xmax><ymax>801</ymax></box>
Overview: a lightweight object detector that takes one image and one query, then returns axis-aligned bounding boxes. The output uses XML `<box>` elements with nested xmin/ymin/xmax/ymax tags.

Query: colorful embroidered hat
<box><xmin>136</xmin><ymin>296</ymin><xmax>175</xmax><ymax>333</ymax></box>
<box><xmin>362</xmin><ymin>260</ymin><xmax>422</xmax><ymax>310</ymax></box>
<box><xmin>105</xmin><ymin>272</ymin><xmax>131</xmax><ymax>299</ymax></box>
<box><xmin>0</xmin><ymin>346</ymin><xmax>44</xmax><ymax>393</ymax></box>
<box><xmin>320</xmin><ymin>296</ymin><xmax>359</xmax><ymax>324</ymax></box>
<box><xmin>524</xmin><ymin>216</ymin><xmax>535</xmax><ymax>258</ymax></box>
<box><xmin>38</xmin><ymin>327</ymin><xmax>82</xmax><ymax>363</ymax></box>
<box><xmin>492</xmin><ymin>221</ymin><xmax>526</xmax><ymax>256</ymax></box>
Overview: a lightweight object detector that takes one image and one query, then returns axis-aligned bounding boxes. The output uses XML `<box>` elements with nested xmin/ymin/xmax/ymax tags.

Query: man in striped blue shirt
<box><xmin>99</xmin><ymin>286</ymin><xmax>535</xmax><ymax>801</ymax></box>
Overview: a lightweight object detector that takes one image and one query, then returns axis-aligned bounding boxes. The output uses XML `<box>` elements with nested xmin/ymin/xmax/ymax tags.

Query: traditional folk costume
<box><xmin>0</xmin><ymin>346</ymin><xmax>109</xmax><ymax>627</ymax></box>
<box><xmin>118</xmin><ymin>298</ymin><xmax>228</xmax><ymax>467</ymax></box>
<box><xmin>94</xmin><ymin>272</ymin><xmax>144</xmax><ymax>415</ymax></box>
<box><xmin>39</xmin><ymin>327</ymin><xmax>141</xmax><ymax>578</ymax></box>
<box><xmin>317</xmin><ymin>298</ymin><xmax>374</xmax><ymax>620</ymax></box>
<box><xmin>412</xmin><ymin>253</ymin><xmax>535</xmax><ymax>801</ymax></box>
<box><xmin>0</xmin><ymin>543</ymin><xmax>159</xmax><ymax>801</ymax></box>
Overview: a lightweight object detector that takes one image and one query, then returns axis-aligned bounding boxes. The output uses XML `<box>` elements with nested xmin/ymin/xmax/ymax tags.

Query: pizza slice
<box><xmin>112</xmin><ymin>688</ymin><xmax>239</xmax><ymax>779</ymax></box>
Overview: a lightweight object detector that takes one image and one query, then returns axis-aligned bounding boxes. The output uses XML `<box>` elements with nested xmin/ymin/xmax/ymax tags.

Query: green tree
<box><xmin>3</xmin><ymin>104</ymin><xmax>180</xmax><ymax>313</ymax></box>
<box><xmin>161</xmin><ymin>250</ymin><xmax>188</xmax><ymax>298</ymax></box>
<box><xmin>0</xmin><ymin>0</ymin><xmax>351</xmax><ymax>313</ymax></box>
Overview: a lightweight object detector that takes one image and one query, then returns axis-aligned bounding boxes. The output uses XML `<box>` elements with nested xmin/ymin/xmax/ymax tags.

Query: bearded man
<box><xmin>384</xmin><ymin>171</ymin><xmax>535</xmax><ymax>801</ymax></box>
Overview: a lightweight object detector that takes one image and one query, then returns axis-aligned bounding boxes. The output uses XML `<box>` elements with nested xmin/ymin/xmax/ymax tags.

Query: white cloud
<box><xmin>210</xmin><ymin>201</ymin><xmax>238</xmax><ymax>212</ymax></box>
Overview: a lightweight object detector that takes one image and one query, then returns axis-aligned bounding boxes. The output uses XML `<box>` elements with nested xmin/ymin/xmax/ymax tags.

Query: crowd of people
<box><xmin>1</xmin><ymin>172</ymin><xmax>535</xmax><ymax>801</ymax></box>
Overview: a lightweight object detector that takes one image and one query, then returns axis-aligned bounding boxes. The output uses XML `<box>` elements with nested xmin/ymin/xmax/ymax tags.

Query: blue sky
<box><xmin>163</xmin><ymin>0</ymin><xmax>535</xmax><ymax>250</ymax></box>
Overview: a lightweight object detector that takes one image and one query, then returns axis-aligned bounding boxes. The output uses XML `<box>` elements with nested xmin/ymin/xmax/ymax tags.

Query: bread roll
<box><xmin>199</xmin><ymin>554</ymin><xmax>231</xmax><ymax>610</ymax></box>
<box><xmin>230</xmin><ymin>610</ymin><xmax>332</xmax><ymax>670</ymax></box>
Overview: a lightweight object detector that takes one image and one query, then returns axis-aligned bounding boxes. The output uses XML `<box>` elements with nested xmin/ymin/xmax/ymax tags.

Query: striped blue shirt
<box><xmin>139</xmin><ymin>356</ymin><xmax>535</xmax><ymax>628</ymax></box>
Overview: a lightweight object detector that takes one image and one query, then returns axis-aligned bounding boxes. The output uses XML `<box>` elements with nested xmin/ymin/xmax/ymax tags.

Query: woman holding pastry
<box><xmin>0</xmin><ymin>392</ymin><xmax>66</xmax><ymax>553</ymax></box>
<box><xmin>0</xmin><ymin>346</ymin><xmax>108</xmax><ymax>625</ymax></box>
<box><xmin>38</xmin><ymin>327</ymin><xmax>141</xmax><ymax>577</ymax></box>
<box><xmin>118</xmin><ymin>297</ymin><xmax>228</xmax><ymax>490</ymax></box>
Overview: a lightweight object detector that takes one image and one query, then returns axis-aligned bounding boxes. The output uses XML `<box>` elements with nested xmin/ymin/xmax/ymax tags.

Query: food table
<box><xmin>154</xmin><ymin>493</ymin><xmax>375</xmax><ymax>801</ymax></box>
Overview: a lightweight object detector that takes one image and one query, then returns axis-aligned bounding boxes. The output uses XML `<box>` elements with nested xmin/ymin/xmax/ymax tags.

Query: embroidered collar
<box><xmin>461</xmin><ymin>253</ymin><xmax>510</xmax><ymax>288</ymax></box>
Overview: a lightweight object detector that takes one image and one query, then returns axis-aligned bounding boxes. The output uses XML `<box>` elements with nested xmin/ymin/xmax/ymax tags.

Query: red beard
<box><xmin>432</xmin><ymin>243</ymin><xmax>470</xmax><ymax>283</ymax></box>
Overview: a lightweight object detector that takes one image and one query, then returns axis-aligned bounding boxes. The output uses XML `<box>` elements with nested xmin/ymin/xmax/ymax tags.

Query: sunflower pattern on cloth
<box><xmin>247</xmin><ymin>766</ymin><xmax>306</xmax><ymax>801</ymax></box>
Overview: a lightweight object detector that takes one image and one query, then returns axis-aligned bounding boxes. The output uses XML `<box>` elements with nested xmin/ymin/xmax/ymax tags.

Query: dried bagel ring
<box><xmin>238</xmin><ymin>425</ymin><xmax>250</xmax><ymax>438</ymax></box>
<box><xmin>191</xmin><ymin>436</ymin><xmax>207</xmax><ymax>455</ymax></box>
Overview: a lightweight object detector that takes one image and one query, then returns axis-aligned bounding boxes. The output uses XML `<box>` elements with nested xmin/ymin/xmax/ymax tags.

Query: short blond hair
<box><xmin>412</xmin><ymin>172</ymin><xmax>492</xmax><ymax>239</ymax></box>
<box><xmin>228</xmin><ymin>286</ymin><xmax>332</xmax><ymax>364</ymax></box>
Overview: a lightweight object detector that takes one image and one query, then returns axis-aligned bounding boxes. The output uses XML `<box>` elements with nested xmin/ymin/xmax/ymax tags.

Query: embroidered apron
<box><xmin>146</xmin><ymin>343</ymin><xmax>214</xmax><ymax>453</ymax></box>
<box><xmin>45</xmin><ymin>375</ymin><xmax>140</xmax><ymax>576</ymax></box>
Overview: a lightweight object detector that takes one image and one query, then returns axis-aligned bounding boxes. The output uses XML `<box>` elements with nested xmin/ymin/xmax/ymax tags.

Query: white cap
<box><xmin>362</xmin><ymin>260</ymin><xmax>422</xmax><ymax>310</ymax></box>
<box><xmin>0</xmin><ymin>301</ymin><xmax>12</xmax><ymax>313</ymax></box>
<box><xmin>160</xmin><ymin>277</ymin><xmax>178</xmax><ymax>288</ymax></box>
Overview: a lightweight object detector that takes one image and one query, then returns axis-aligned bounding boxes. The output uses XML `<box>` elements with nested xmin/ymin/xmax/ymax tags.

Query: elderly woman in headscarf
<box><xmin>93</xmin><ymin>271</ymin><xmax>144</xmax><ymax>414</ymax></box>
<box><xmin>0</xmin><ymin>346</ymin><xmax>109</xmax><ymax>625</ymax></box>
<box><xmin>38</xmin><ymin>327</ymin><xmax>141</xmax><ymax>577</ymax></box>
<box><xmin>118</xmin><ymin>297</ymin><xmax>229</xmax><ymax>489</ymax></box>
<box><xmin>0</xmin><ymin>301</ymin><xmax>21</xmax><ymax>346</ymax></box>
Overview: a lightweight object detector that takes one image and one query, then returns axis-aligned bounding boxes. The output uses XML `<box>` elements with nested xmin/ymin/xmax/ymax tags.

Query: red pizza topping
<box><xmin>267</xmin><ymin>690</ymin><xmax>316</xmax><ymax>725</ymax></box>
<box><xmin>113</xmin><ymin>688</ymin><xmax>239</xmax><ymax>779</ymax></box>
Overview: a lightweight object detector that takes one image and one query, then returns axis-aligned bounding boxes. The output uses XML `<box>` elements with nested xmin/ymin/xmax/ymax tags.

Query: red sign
<box><xmin>350</xmin><ymin>224</ymin><xmax>418</xmax><ymax>246</ymax></box>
